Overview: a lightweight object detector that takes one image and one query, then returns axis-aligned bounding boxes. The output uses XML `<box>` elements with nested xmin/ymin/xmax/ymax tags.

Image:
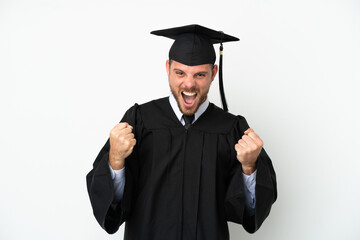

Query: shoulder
<box><xmin>123</xmin><ymin>97</ymin><xmax>169</xmax><ymax>116</ymax></box>
<box><xmin>138</xmin><ymin>97</ymin><xmax>170</xmax><ymax>112</ymax></box>
<box><xmin>193</xmin><ymin>103</ymin><xmax>247</xmax><ymax>134</ymax></box>
<box><xmin>134</xmin><ymin>97</ymin><xmax>179</xmax><ymax>129</ymax></box>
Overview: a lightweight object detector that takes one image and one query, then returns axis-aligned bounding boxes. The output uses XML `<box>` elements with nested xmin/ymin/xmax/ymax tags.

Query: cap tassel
<box><xmin>218</xmin><ymin>31</ymin><xmax>228</xmax><ymax>112</ymax></box>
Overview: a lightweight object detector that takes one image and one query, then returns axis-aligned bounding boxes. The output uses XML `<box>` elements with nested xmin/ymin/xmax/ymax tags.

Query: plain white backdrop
<box><xmin>1</xmin><ymin>0</ymin><xmax>359</xmax><ymax>239</ymax></box>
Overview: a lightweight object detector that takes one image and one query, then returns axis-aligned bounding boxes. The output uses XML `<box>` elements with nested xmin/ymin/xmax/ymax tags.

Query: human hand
<box><xmin>235</xmin><ymin>128</ymin><xmax>263</xmax><ymax>175</ymax></box>
<box><xmin>109</xmin><ymin>122</ymin><xmax>136</xmax><ymax>170</ymax></box>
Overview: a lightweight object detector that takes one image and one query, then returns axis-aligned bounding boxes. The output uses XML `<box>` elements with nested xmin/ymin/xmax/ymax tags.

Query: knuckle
<box><xmin>124</xmin><ymin>140</ymin><xmax>131</xmax><ymax>148</ymax></box>
<box><xmin>119</xmin><ymin>136</ymin><xmax>125</xmax><ymax>142</ymax></box>
<box><xmin>119</xmin><ymin>122</ymin><xmax>128</xmax><ymax>129</ymax></box>
<box><xmin>110</xmin><ymin>130</ymin><xmax>118</xmax><ymax>138</ymax></box>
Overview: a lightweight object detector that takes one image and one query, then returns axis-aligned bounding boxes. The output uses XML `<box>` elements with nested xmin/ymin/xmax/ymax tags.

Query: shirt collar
<box><xmin>169</xmin><ymin>93</ymin><xmax>209</xmax><ymax>125</ymax></box>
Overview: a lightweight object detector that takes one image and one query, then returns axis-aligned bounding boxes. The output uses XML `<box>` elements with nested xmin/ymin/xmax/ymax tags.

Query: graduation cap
<box><xmin>151</xmin><ymin>24</ymin><xmax>239</xmax><ymax>112</ymax></box>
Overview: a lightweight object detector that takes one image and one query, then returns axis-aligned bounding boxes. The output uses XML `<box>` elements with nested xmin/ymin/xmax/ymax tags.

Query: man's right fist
<box><xmin>109</xmin><ymin>122</ymin><xmax>136</xmax><ymax>170</ymax></box>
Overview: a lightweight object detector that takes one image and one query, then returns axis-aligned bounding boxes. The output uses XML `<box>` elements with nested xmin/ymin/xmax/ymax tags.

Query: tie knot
<box><xmin>183</xmin><ymin>114</ymin><xmax>194</xmax><ymax>130</ymax></box>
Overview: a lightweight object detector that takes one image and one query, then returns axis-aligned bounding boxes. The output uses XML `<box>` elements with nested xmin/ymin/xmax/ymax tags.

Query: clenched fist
<box><xmin>235</xmin><ymin>128</ymin><xmax>263</xmax><ymax>175</ymax></box>
<box><xmin>109</xmin><ymin>122</ymin><xmax>136</xmax><ymax>170</ymax></box>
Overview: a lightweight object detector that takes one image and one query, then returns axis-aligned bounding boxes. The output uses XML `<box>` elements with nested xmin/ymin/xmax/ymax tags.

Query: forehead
<box><xmin>170</xmin><ymin>60</ymin><xmax>212</xmax><ymax>73</ymax></box>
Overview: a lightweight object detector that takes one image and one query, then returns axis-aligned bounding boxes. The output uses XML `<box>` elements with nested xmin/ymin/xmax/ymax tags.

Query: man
<box><xmin>87</xmin><ymin>24</ymin><xmax>277</xmax><ymax>240</ymax></box>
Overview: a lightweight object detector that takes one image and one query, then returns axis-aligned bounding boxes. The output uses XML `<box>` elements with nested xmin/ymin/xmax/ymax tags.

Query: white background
<box><xmin>1</xmin><ymin>0</ymin><xmax>359</xmax><ymax>239</ymax></box>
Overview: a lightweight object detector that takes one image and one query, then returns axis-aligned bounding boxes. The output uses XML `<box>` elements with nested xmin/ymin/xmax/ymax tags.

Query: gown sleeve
<box><xmin>86</xmin><ymin>104</ymin><xmax>142</xmax><ymax>234</ymax></box>
<box><xmin>225</xmin><ymin>115</ymin><xmax>277</xmax><ymax>233</ymax></box>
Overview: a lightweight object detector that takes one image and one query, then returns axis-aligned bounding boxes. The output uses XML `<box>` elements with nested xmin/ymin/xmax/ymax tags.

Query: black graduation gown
<box><xmin>86</xmin><ymin>97</ymin><xmax>277</xmax><ymax>240</ymax></box>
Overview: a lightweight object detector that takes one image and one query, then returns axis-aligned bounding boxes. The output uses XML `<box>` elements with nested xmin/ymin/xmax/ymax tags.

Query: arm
<box><xmin>225</xmin><ymin>148</ymin><xmax>276</xmax><ymax>233</ymax></box>
<box><xmin>86</xmin><ymin>139</ymin><xmax>123</xmax><ymax>234</ymax></box>
<box><xmin>236</xmin><ymin>128</ymin><xmax>277</xmax><ymax>232</ymax></box>
<box><xmin>225</xmin><ymin>116</ymin><xmax>277</xmax><ymax>233</ymax></box>
<box><xmin>86</xmin><ymin>104</ymin><xmax>140</xmax><ymax>234</ymax></box>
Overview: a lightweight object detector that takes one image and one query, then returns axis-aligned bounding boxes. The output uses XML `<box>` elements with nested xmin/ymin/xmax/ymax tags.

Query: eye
<box><xmin>195</xmin><ymin>73</ymin><xmax>206</xmax><ymax>78</ymax></box>
<box><xmin>175</xmin><ymin>71</ymin><xmax>184</xmax><ymax>76</ymax></box>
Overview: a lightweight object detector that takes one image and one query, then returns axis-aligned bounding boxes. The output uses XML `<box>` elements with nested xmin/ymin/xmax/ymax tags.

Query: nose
<box><xmin>183</xmin><ymin>76</ymin><xmax>196</xmax><ymax>89</ymax></box>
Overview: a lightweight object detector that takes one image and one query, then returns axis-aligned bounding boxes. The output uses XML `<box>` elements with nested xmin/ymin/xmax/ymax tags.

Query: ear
<box><xmin>166</xmin><ymin>59</ymin><xmax>170</xmax><ymax>76</ymax></box>
<box><xmin>211</xmin><ymin>64</ymin><xmax>218</xmax><ymax>82</ymax></box>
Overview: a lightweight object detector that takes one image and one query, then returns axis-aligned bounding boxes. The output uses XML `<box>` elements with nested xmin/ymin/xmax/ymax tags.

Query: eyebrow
<box><xmin>173</xmin><ymin>68</ymin><xmax>208</xmax><ymax>75</ymax></box>
<box><xmin>195</xmin><ymin>71</ymin><xmax>208</xmax><ymax>75</ymax></box>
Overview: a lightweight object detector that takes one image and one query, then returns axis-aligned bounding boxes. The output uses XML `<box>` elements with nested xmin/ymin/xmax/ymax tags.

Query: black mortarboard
<box><xmin>151</xmin><ymin>24</ymin><xmax>239</xmax><ymax>112</ymax></box>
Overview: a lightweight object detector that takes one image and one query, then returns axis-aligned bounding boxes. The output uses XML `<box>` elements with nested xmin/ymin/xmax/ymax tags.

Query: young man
<box><xmin>87</xmin><ymin>24</ymin><xmax>277</xmax><ymax>240</ymax></box>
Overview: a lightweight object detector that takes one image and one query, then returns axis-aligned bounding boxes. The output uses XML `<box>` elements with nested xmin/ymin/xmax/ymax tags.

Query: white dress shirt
<box><xmin>109</xmin><ymin>94</ymin><xmax>257</xmax><ymax>215</ymax></box>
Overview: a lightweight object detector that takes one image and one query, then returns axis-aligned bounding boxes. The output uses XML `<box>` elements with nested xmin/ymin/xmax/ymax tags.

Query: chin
<box><xmin>171</xmin><ymin>88</ymin><xmax>204</xmax><ymax>115</ymax></box>
<box><xmin>181</xmin><ymin>109</ymin><xmax>196</xmax><ymax>116</ymax></box>
<box><xmin>179</xmin><ymin>103</ymin><xmax>200</xmax><ymax>116</ymax></box>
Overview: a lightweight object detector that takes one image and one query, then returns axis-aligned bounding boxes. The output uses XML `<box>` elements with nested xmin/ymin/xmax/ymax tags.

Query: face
<box><xmin>166</xmin><ymin>60</ymin><xmax>218</xmax><ymax>116</ymax></box>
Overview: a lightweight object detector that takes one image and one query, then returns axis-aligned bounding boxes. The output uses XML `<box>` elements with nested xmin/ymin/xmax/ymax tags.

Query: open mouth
<box><xmin>181</xmin><ymin>91</ymin><xmax>197</xmax><ymax>106</ymax></box>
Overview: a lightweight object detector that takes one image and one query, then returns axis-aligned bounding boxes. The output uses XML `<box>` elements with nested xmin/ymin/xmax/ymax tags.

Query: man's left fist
<box><xmin>235</xmin><ymin>128</ymin><xmax>263</xmax><ymax>175</ymax></box>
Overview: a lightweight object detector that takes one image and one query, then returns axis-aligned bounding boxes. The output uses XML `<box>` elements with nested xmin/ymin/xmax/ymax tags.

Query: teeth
<box><xmin>182</xmin><ymin>91</ymin><xmax>196</xmax><ymax>96</ymax></box>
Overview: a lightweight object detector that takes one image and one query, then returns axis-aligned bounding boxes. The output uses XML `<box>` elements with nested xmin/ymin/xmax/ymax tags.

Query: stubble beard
<box><xmin>170</xmin><ymin>85</ymin><xmax>208</xmax><ymax>116</ymax></box>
